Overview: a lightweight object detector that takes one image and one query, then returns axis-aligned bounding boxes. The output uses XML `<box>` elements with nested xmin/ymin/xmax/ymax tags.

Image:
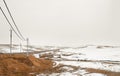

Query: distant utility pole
<box><xmin>10</xmin><ymin>29</ymin><xmax>12</xmax><ymax>55</ymax></box>
<box><xmin>26</xmin><ymin>38</ymin><xmax>29</xmax><ymax>56</ymax></box>
<box><xmin>20</xmin><ymin>43</ymin><xmax>22</xmax><ymax>53</ymax></box>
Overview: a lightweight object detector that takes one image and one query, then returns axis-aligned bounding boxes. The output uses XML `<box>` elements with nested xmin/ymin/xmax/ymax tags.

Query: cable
<box><xmin>3</xmin><ymin>0</ymin><xmax>25</xmax><ymax>41</ymax></box>
<box><xmin>3</xmin><ymin>0</ymin><xmax>26</xmax><ymax>41</ymax></box>
<box><xmin>0</xmin><ymin>7</ymin><xmax>23</xmax><ymax>40</ymax></box>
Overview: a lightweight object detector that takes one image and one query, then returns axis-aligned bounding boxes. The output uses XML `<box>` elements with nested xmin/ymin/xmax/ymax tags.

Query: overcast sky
<box><xmin>0</xmin><ymin>0</ymin><xmax>120</xmax><ymax>46</ymax></box>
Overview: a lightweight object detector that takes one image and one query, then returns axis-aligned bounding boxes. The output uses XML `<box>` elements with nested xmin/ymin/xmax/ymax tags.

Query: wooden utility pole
<box><xmin>10</xmin><ymin>29</ymin><xmax>12</xmax><ymax>55</ymax></box>
<box><xmin>26</xmin><ymin>38</ymin><xmax>29</xmax><ymax>56</ymax></box>
<box><xmin>20</xmin><ymin>43</ymin><xmax>22</xmax><ymax>53</ymax></box>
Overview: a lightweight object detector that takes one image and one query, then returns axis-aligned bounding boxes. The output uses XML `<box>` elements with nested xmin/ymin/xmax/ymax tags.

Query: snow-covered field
<box><xmin>0</xmin><ymin>44</ymin><xmax>37</xmax><ymax>53</ymax></box>
<box><xmin>60</xmin><ymin>45</ymin><xmax>120</xmax><ymax>61</ymax></box>
<box><xmin>38</xmin><ymin>45</ymin><xmax>120</xmax><ymax>76</ymax></box>
<box><xmin>57</xmin><ymin>45</ymin><xmax>120</xmax><ymax>72</ymax></box>
<box><xmin>0</xmin><ymin>44</ymin><xmax>120</xmax><ymax>76</ymax></box>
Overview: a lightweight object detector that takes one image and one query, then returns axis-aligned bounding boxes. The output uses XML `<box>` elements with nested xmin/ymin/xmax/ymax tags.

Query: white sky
<box><xmin>0</xmin><ymin>0</ymin><xmax>120</xmax><ymax>46</ymax></box>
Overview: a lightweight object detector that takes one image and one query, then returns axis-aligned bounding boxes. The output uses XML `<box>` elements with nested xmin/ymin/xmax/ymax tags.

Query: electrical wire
<box><xmin>0</xmin><ymin>7</ymin><xmax>23</xmax><ymax>40</ymax></box>
<box><xmin>3</xmin><ymin>0</ymin><xmax>26</xmax><ymax>41</ymax></box>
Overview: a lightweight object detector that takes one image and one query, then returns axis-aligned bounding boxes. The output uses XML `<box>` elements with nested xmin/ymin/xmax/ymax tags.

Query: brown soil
<box><xmin>0</xmin><ymin>54</ymin><xmax>62</xmax><ymax>76</ymax></box>
<box><xmin>86</xmin><ymin>68</ymin><xmax>120</xmax><ymax>76</ymax></box>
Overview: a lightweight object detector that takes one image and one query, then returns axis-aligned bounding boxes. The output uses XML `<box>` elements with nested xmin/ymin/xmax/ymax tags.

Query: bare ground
<box><xmin>86</xmin><ymin>68</ymin><xmax>120</xmax><ymax>76</ymax></box>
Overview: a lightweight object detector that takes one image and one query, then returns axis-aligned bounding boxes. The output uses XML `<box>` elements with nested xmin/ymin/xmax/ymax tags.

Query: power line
<box><xmin>0</xmin><ymin>7</ymin><xmax>23</xmax><ymax>40</ymax></box>
<box><xmin>3</xmin><ymin>0</ymin><xmax>26</xmax><ymax>41</ymax></box>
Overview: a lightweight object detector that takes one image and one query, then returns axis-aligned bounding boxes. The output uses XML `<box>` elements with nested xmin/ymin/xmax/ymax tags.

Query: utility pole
<box><xmin>26</xmin><ymin>38</ymin><xmax>29</xmax><ymax>56</ymax></box>
<box><xmin>20</xmin><ymin>43</ymin><xmax>22</xmax><ymax>53</ymax></box>
<box><xmin>10</xmin><ymin>29</ymin><xmax>12</xmax><ymax>55</ymax></box>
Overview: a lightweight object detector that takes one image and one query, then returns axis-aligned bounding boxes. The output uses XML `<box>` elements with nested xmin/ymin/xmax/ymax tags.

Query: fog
<box><xmin>0</xmin><ymin>0</ymin><xmax>120</xmax><ymax>46</ymax></box>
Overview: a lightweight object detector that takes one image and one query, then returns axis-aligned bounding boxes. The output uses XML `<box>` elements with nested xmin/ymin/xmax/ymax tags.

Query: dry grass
<box><xmin>86</xmin><ymin>68</ymin><xmax>120</xmax><ymax>76</ymax></box>
<box><xmin>0</xmin><ymin>54</ymin><xmax>64</xmax><ymax>76</ymax></box>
